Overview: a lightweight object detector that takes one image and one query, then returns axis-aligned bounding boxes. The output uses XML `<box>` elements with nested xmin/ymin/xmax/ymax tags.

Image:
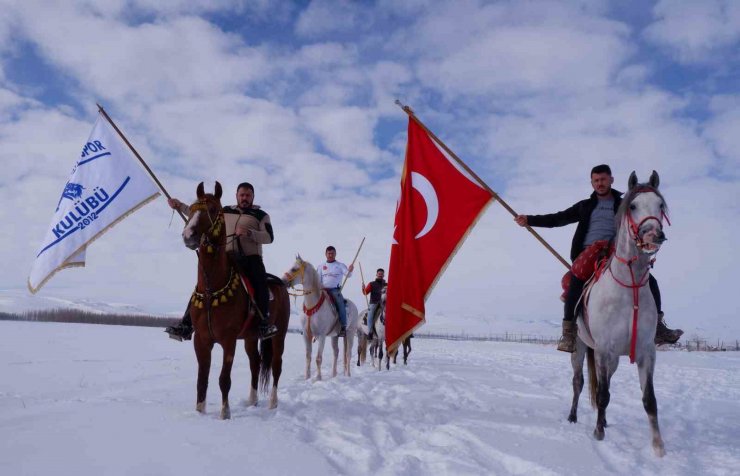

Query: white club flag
<box><xmin>28</xmin><ymin>114</ymin><xmax>160</xmax><ymax>293</ymax></box>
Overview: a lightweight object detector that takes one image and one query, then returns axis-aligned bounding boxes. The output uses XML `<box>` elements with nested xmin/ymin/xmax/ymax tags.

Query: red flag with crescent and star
<box><xmin>385</xmin><ymin>118</ymin><xmax>494</xmax><ymax>353</ymax></box>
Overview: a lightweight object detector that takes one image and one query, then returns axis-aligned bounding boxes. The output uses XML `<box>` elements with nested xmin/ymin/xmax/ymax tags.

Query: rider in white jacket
<box><xmin>318</xmin><ymin>246</ymin><xmax>353</xmax><ymax>336</ymax></box>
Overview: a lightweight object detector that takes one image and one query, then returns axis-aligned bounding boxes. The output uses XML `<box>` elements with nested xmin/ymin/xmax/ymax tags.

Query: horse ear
<box><xmin>214</xmin><ymin>181</ymin><xmax>223</xmax><ymax>200</ymax></box>
<box><xmin>648</xmin><ymin>170</ymin><xmax>660</xmax><ymax>189</ymax></box>
<box><xmin>196</xmin><ymin>182</ymin><xmax>205</xmax><ymax>199</ymax></box>
<box><xmin>296</xmin><ymin>253</ymin><xmax>302</xmax><ymax>262</ymax></box>
<box><xmin>628</xmin><ymin>171</ymin><xmax>638</xmax><ymax>190</ymax></box>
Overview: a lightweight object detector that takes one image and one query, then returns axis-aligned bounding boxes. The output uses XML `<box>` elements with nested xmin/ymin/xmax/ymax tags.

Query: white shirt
<box><xmin>318</xmin><ymin>260</ymin><xmax>351</xmax><ymax>288</ymax></box>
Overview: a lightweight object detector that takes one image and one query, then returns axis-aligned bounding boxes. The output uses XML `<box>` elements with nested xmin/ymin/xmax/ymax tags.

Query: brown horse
<box><xmin>182</xmin><ymin>182</ymin><xmax>289</xmax><ymax>418</ymax></box>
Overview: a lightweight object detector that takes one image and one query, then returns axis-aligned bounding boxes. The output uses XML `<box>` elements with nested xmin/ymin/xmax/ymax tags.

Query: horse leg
<box><xmin>344</xmin><ymin>335</ymin><xmax>352</xmax><ymax>377</ymax></box>
<box><xmin>315</xmin><ymin>336</ymin><xmax>326</xmax><ymax>381</ymax></box>
<box><xmin>638</xmin><ymin>349</ymin><xmax>665</xmax><ymax>456</ymax></box>
<box><xmin>378</xmin><ymin>342</ymin><xmax>384</xmax><ymax>372</ymax></box>
<box><xmin>356</xmin><ymin>334</ymin><xmax>362</xmax><ymax>367</ymax></box>
<box><xmin>194</xmin><ymin>337</ymin><xmax>213</xmax><ymax>413</ymax></box>
<box><xmin>403</xmin><ymin>339</ymin><xmax>411</xmax><ymax>365</ymax></box>
<box><xmin>593</xmin><ymin>352</ymin><xmax>619</xmax><ymax>440</ymax></box>
<box><xmin>218</xmin><ymin>339</ymin><xmax>237</xmax><ymax>420</ymax></box>
<box><xmin>304</xmin><ymin>332</ymin><xmax>312</xmax><ymax>380</ymax></box>
<box><xmin>245</xmin><ymin>337</ymin><xmax>260</xmax><ymax>406</ymax></box>
<box><xmin>330</xmin><ymin>336</ymin><xmax>339</xmax><ymax>378</ymax></box>
<box><xmin>568</xmin><ymin>338</ymin><xmax>587</xmax><ymax>423</ymax></box>
<box><xmin>268</xmin><ymin>336</ymin><xmax>284</xmax><ymax>410</ymax></box>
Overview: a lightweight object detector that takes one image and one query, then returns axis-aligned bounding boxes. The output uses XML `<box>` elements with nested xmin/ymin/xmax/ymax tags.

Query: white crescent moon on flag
<box><xmin>411</xmin><ymin>171</ymin><xmax>438</xmax><ymax>239</ymax></box>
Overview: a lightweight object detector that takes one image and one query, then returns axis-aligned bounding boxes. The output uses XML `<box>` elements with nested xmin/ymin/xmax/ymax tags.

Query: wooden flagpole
<box><xmin>96</xmin><ymin>103</ymin><xmax>188</xmax><ymax>224</ymax></box>
<box><xmin>358</xmin><ymin>261</ymin><xmax>370</xmax><ymax>309</ymax></box>
<box><xmin>395</xmin><ymin>100</ymin><xmax>571</xmax><ymax>270</ymax></box>
<box><xmin>340</xmin><ymin>237</ymin><xmax>365</xmax><ymax>292</ymax></box>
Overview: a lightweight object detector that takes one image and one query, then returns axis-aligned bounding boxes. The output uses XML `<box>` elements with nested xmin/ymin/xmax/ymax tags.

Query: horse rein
<box><xmin>189</xmin><ymin>198</ymin><xmax>227</xmax><ymax>339</ymax></box>
<box><xmin>609</xmin><ymin>187</ymin><xmax>669</xmax><ymax>363</ymax></box>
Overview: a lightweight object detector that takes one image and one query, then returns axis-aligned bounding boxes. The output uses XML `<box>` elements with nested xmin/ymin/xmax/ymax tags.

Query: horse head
<box><xmin>282</xmin><ymin>254</ymin><xmax>307</xmax><ymax>287</ymax></box>
<box><xmin>622</xmin><ymin>170</ymin><xmax>669</xmax><ymax>254</ymax></box>
<box><xmin>182</xmin><ymin>181</ymin><xmax>224</xmax><ymax>251</ymax></box>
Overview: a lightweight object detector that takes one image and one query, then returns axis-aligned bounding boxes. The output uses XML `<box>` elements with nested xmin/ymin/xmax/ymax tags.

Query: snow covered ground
<box><xmin>1</xmin><ymin>320</ymin><xmax>738</xmax><ymax>476</ymax></box>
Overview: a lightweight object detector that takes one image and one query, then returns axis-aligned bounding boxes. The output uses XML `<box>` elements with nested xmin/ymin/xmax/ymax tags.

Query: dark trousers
<box><xmin>563</xmin><ymin>271</ymin><xmax>662</xmax><ymax>321</ymax></box>
<box><xmin>234</xmin><ymin>254</ymin><xmax>269</xmax><ymax>321</ymax></box>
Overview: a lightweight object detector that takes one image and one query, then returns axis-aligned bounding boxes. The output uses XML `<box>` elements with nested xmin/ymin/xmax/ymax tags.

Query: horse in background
<box><xmin>568</xmin><ymin>171</ymin><xmax>668</xmax><ymax>456</ymax></box>
<box><xmin>393</xmin><ymin>335</ymin><xmax>413</xmax><ymax>366</ymax></box>
<box><xmin>357</xmin><ymin>288</ymin><xmax>388</xmax><ymax>370</ymax></box>
<box><xmin>182</xmin><ymin>182</ymin><xmax>289</xmax><ymax>417</ymax></box>
<box><xmin>283</xmin><ymin>255</ymin><xmax>359</xmax><ymax>380</ymax></box>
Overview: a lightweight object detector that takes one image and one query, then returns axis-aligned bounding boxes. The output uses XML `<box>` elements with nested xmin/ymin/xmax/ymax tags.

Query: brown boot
<box><xmin>655</xmin><ymin>312</ymin><xmax>683</xmax><ymax>345</ymax></box>
<box><xmin>557</xmin><ymin>320</ymin><xmax>577</xmax><ymax>353</ymax></box>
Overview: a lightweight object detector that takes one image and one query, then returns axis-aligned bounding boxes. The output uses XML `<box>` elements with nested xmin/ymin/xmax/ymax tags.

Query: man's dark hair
<box><xmin>237</xmin><ymin>182</ymin><xmax>254</xmax><ymax>193</ymax></box>
<box><xmin>591</xmin><ymin>164</ymin><xmax>612</xmax><ymax>176</ymax></box>
<box><xmin>376</xmin><ymin>268</ymin><xmax>384</xmax><ymax>273</ymax></box>
<box><xmin>326</xmin><ymin>245</ymin><xmax>336</xmax><ymax>252</ymax></box>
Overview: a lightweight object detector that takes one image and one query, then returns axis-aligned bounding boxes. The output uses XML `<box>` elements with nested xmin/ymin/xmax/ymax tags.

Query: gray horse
<box><xmin>569</xmin><ymin>171</ymin><xmax>668</xmax><ymax>456</ymax></box>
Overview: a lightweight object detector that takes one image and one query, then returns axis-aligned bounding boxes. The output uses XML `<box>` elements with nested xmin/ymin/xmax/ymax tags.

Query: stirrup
<box><xmin>337</xmin><ymin>326</ymin><xmax>347</xmax><ymax>337</ymax></box>
<box><xmin>165</xmin><ymin>324</ymin><xmax>193</xmax><ymax>342</ymax></box>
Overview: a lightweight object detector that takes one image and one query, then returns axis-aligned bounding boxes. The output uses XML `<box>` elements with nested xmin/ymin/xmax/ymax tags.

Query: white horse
<box><xmin>569</xmin><ymin>171</ymin><xmax>668</xmax><ymax>457</ymax></box>
<box><xmin>283</xmin><ymin>256</ymin><xmax>358</xmax><ymax>380</ymax></box>
<box><xmin>357</xmin><ymin>290</ymin><xmax>388</xmax><ymax>370</ymax></box>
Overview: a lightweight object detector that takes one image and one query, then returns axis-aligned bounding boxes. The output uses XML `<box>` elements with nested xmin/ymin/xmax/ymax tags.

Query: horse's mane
<box><xmin>614</xmin><ymin>185</ymin><xmax>668</xmax><ymax>236</ymax></box>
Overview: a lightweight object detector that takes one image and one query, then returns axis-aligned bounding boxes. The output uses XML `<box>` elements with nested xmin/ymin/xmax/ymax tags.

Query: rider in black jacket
<box><xmin>515</xmin><ymin>164</ymin><xmax>683</xmax><ymax>352</ymax></box>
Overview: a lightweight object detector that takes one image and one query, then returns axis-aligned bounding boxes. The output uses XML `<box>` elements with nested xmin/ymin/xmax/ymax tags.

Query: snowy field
<box><xmin>1</xmin><ymin>321</ymin><xmax>738</xmax><ymax>476</ymax></box>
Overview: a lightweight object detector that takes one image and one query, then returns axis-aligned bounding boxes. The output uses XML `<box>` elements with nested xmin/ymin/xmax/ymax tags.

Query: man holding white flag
<box><xmin>28</xmin><ymin>113</ymin><xmax>160</xmax><ymax>293</ymax></box>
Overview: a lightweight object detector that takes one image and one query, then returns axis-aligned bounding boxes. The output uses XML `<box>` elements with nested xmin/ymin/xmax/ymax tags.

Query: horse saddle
<box><xmin>235</xmin><ymin>272</ymin><xmax>283</xmax><ymax>301</ymax></box>
<box><xmin>560</xmin><ymin>240</ymin><xmax>614</xmax><ymax>301</ymax></box>
<box><xmin>325</xmin><ymin>291</ymin><xmax>347</xmax><ymax>317</ymax></box>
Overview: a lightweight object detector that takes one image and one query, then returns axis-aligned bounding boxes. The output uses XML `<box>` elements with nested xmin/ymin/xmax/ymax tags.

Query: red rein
<box><xmin>613</xmin><ymin>194</ymin><xmax>669</xmax><ymax>363</ymax></box>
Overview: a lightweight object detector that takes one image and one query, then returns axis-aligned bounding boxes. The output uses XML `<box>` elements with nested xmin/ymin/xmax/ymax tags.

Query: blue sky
<box><xmin>1</xmin><ymin>0</ymin><xmax>738</xmax><ymax>339</ymax></box>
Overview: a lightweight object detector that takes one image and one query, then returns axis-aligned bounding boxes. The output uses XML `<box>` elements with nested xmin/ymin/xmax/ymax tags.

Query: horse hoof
<box><xmin>593</xmin><ymin>428</ymin><xmax>605</xmax><ymax>441</ymax></box>
<box><xmin>567</xmin><ymin>414</ymin><xmax>577</xmax><ymax>424</ymax></box>
<box><xmin>653</xmin><ymin>438</ymin><xmax>666</xmax><ymax>457</ymax></box>
<box><xmin>196</xmin><ymin>401</ymin><xmax>206</xmax><ymax>413</ymax></box>
<box><xmin>221</xmin><ymin>407</ymin><xmax>231</xmax><ymax>420</ymax></box>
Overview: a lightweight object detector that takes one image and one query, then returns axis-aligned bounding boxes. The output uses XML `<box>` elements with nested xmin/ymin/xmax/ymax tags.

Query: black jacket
<box><xmin>527</xmin><ymin>189</ymin><xmax>622</xmax><ymax>262</ymax></box>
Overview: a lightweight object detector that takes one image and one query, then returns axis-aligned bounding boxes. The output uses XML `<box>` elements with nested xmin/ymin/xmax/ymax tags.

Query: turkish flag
<box><xmin>385</xmin><ymin>118</ymin><xmax>493</xmax><ymax>352</ymax></box>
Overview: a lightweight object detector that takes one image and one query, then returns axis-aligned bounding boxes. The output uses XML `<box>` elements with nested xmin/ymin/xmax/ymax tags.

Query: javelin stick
<box><xmin>340</xmin><ymin>237</ymin><xmax>365</xmax><ymax>292</ymax></box>
<box><xmin>358</xmin><ymin>261</ymin><xmax>370</xmax><ymax>308</ymax></box>
<box><xmin>394</xmin><ymin>100</ymin><xmax>570</xmax><ymax>270</ymax></box>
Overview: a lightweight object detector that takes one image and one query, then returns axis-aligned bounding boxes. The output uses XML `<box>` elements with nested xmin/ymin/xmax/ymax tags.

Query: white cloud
<box><xmin>294</xmin><ymin>0</ymin><xmax>361</xmax><ymax>38</ymax></box>
<box><xmin>300</xmin><ymin>105</ymin><xmax>382</xmax><ymax>162</ymax></box>
<box><xmin>644</xmin><ymin>0</ymin><xmax>740</xmax><ymax>64</ymax></box>
<box><xmin>13</xmin><ymin>4</ymin><xmax>272</xmax><ymax>103</ymax></box>
<box><xmin>704</xmin><ymin>94</ymin><xmax>740</xmax><ymax>178</ymax></box>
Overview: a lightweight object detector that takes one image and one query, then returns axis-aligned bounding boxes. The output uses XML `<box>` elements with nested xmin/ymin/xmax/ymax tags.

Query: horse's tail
<box><xmin>587</xmin><ymin>347</ymin><xmax>597</xmax><ymax>410</ymax></box>
<box><xmin>259</xmin><ymin>338</ymin><xmax>272</xmax><ymax>395</ymax></box>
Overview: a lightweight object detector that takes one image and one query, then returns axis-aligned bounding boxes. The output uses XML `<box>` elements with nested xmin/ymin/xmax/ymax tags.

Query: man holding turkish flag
<box><xmin>385</xmin><ymin>117</ymin><xmax>494</xmax><ymax>353</ymax></box>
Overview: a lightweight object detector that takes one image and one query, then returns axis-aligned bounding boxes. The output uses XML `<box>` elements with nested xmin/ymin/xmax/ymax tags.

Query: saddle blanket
<box><xmin>560</xmin><ymin>240</ymin><xmax>613</xmax><ymax>300</ymax></box>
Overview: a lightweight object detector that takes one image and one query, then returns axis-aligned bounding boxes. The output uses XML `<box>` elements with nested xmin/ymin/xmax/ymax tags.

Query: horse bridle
<box><xmin>610</xmin><ymin>187</ymin><xmax>671</xmax><ymax>363</ymax></box>
<box><xmin>284</xmin><ymin>260</ymin><xmax>313</xmax><ymax>297</ymax></box>
<box><xmin>624</xmin><ymin>187</ymin><xmax>671</xmax><ymax>254</ymax></box>
<box><xmin>189</xmin><ymin>199</ymin><xmax>225</xmax><ymax>254</ymax></box>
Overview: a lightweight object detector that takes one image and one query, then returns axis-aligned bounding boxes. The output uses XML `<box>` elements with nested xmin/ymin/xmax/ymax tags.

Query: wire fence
<box><xmin>2</xmin><ymin>310</ymin><xmax>738</xmax><ymax>352</ymax></box>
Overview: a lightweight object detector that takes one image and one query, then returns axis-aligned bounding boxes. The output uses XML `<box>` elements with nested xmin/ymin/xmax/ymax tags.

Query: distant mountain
<box><xmin>0</xmin><ymin>289</ymin><xmax>156</xmax><ymax>316</ymax></box>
